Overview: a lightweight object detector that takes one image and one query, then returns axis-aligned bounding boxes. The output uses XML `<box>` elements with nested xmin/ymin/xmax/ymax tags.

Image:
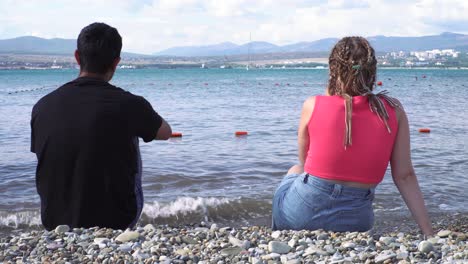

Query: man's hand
<box><xmin>155</xmin><ymin>119</ymin><xmax>172</xmax><ymax>140</ymax></box>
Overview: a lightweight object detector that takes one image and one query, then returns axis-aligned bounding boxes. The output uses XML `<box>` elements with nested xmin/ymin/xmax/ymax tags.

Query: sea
<box><xmin>0</xmin><ymin>68</ymin><xmax>467</xmax><ymax>232</ymax></box>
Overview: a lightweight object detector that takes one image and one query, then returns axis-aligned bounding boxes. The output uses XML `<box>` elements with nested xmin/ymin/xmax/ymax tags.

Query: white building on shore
<box><xmin>411</xmin><ymin>49</ymin><xmax>460</xmax><ymax>60</ymax></box>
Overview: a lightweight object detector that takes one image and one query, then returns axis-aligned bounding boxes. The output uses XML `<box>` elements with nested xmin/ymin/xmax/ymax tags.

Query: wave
<box><xmin>0</xmin><ymin>211</ymin><xmax>41</xmax><ymax>229</ymax></box>
<box><xmin>2</xmin><ymin>196</ymin><xmax>464</xmax><ymax>229</ymax></box>
<box><xmin>143</xmin><ymin>196</ymin><xmax>234</xmax><ymax>218</ymax></box>
<box><xmin>0</xmin><ymin>196</ymin><xmax>273</xmax><ymax>229</ymax></box>
<box><xmin>140</xmin><ymin>196</ymin><xmax>272</xmax><ymax>226</ymax></box>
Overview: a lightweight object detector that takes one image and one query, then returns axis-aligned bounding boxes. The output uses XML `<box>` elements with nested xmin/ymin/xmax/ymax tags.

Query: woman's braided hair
<box><xmin>327</xmin><ymin>36</ymin><xmax>400</xmax><ymax>148</ymax></box>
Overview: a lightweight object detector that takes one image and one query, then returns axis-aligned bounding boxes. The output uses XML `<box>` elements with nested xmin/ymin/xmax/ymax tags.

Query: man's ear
<box><xmin>111</xmin><ymin>57</ymin><xmax>121</xmax><ymax>72</ymax></box>
<box><xmin>74</xmin><ymin>50</ymin><xmax>81</xmax><ymax>65</ymax></box>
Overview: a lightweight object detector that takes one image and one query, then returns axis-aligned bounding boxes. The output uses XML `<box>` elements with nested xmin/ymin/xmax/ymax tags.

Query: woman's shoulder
<box><xmin>379</xmin><ymin>96</ymin><xmax>406</xmax><ymax>122</ymax></box>
<box><xmin>304</xmin><ymin>95</ymin><xmax>317</xmax><ymax>103</ymax></box>
<box><xmin>302</xmin><ymin>96</ymin><xmax>319</xmax><ymax>110</ymax></box>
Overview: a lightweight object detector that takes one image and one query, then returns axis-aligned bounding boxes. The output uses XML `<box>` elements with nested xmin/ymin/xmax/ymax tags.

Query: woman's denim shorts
<box><xmin>272</xmin><ymin>173</ymin><xmax>375</xmax><ymax>232</ymax></box>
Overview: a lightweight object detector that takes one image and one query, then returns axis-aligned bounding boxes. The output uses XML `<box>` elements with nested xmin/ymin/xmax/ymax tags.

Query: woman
<box><xmin>272</xmin><ymin>37</ymin><xmax>433</xmax><ymax>235</ymax></box>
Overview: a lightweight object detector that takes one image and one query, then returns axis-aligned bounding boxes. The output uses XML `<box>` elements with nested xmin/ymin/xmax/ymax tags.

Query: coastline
<box><xmin>2</xmin><ymin>66</ymin><xmax>468</xmax><ymax>70</ymax></box>
<box><xmin>1</xmin><ymin>213</ymin><xmax>466</xmax><ymax>263</ymax></box>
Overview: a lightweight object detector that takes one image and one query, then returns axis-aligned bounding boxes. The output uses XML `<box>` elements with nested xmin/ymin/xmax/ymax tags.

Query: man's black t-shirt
<box><xmin>31</xmin><ymin>77</ymin><xmax>162</xmax><ymax>230</ymax></box>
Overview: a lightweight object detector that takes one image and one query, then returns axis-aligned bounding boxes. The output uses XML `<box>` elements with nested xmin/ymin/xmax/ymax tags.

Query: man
<box><xmin>30</xmin><ymin>23</ymin><xmax>172</xmax><ymax>230</ymax></box>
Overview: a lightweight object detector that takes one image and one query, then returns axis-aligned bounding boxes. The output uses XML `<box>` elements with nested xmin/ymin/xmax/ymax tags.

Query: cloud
<box><xmin>328</xmin><ymin>0</ymin><xmax>370</xmax><ymax>9</ymax></box>
<box><xmin>1</xmin><ymin>0</ymin><xmax>468</xmax><ymax>54</ymax></box>
<box><xmin>413</xmin><ymin>0</ymin><xmax>468</xmax><ymax>31</ymax></box>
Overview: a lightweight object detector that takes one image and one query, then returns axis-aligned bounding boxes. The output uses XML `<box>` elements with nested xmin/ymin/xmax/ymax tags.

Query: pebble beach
<box><xmin>1</xmin><ymin>215</ymin><xmax>466</xmax><ymax>264</ymax></box>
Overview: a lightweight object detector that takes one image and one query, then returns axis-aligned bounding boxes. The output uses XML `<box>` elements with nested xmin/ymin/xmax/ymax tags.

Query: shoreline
<box><xmin>1</xmin><ymin>210</ymin><xmax>466</xmax><ymax>235</ymax></box>
<box><xmin>1</xmin><ymin>214</ymin><xmax>466</xmax><ymax>263</ymax></box>
<box><xmin>2</xmin><ymin>66</ymin><xmax>468</xmax><ymax>71</ymax></box>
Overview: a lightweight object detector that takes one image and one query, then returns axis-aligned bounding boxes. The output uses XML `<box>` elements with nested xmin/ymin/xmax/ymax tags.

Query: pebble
<box><xmin>397</xmin><ymin>251</ymin><xmax>409</xmax><ymax>260</ymax></box>
<box><xmin>115</xmin><ymin>231</ymin><xmax>140</xmax><ymax>243</ymax></box>
<box><xmin>271</xmin><ymin>230</ymin><xmax>281</xmax><ymax>239</ymax></box>
<box><xmin>229</xmin><ymin>235</ymin><xmax>242</xmax><ymax>245</ymax></box>
<box><xmin>181</xmin><ymin>236</ymin><xmax>198</xmax><ymax>244</ymax></box>
<box><xmin>268</xmin><ymin>241</ymin><xmax>291</xmax><ymax>254</ymax></box>
<box><xmin>46</xmin><ymin>242</ymin><xmax>62</xmax><ymax>250</ymax></box>
<box><xmin>317</xmin><ymin>233</ymin><xmax>329</xmax><ymax>240</ymax></box>
<box><xmin>285</xmin><ymin>259</ymin><xmax>301</xmax><ymax>264</ymax></box>
<box><xmin>418</xmin><ymin>240</ymin><xmax>434</xmax><ymax>253</ymax></box>
<box><xmin>342</xmin><ymin>242</ymin><xmax>356</xmax><ymax>249</ymax></box>
<box><xmin>220</xmin><ymin>246</ymin><xmax>243</xmax><ymax>257</ymax></box>
<box><xmin>143</xmin><ymin>224</ymin><xmax>156</xmax><ymax>232</ymax></box>
<box><xmin>303</xmin><ymin>246</ymin><xmax>319</xmax><ymax>257</ymax></box>
<box><xmin>55</xmin><ymin>225</ymin><xmax>70</xmax><ymax>234</ymax></box>
<box><xmin>437</xmin><ymin>230</ymin><xmax>451</xmax><ymax>238</ymax></box>
<box><xmin>375</xmin><ymin>251</ymin><xmax>396</xmax><ymax>263</ymax></box>
<box><xmin>210</xmin><ymin>223</ymin><xmax>219</xmax><ymax>231</ymax></box>
<box><xmin>94</xmin><ymin>237</ymin><xmax>109</xmax><ymax>244</ymax></box>
<box><xmin>262</xmin><ymin>253</ymin><xmax>281</xmax><ymax>260</ymax></box>
<box><xmin>0</xmin><ymin>223</ymin><xmax>465</xmax><ymax>263</ymax></box>
<box><xmin>117</xmin><ymin>243</ymin><xmax>132</xmax><ymax>253</ymax></box>
<box><xmin>250</xmin><ymin>256</ymin><xmax>262</xmax><ymax>264</ymax></box>
<box><xmin>379</xmin><ymin>236</ymin><xmax>394</xmax><ymax>245</ymax></box>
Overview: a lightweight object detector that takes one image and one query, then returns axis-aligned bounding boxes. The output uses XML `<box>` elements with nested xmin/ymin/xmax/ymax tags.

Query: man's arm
<box><xmin>390</xmin><ymin>105</ymin><xmax>434</xmax><ymax>236</ymax></box>
<box><xmin>155</xmin><ymin>118</ymin><xmax>172</xmax><ymax>140</ymax></box>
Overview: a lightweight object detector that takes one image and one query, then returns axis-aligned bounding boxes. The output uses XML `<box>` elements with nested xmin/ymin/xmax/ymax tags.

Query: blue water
<box><xmin>0</xmin><ymin>68</ymin><xmax>467</xmax><ymax>228</ymax></box>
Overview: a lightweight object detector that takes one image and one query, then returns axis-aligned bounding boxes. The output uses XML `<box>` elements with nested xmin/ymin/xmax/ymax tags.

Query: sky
<box><xmin>1</xmin><ymin>0</ymin><xmax>468</xmax><ymax>54</ymax></box>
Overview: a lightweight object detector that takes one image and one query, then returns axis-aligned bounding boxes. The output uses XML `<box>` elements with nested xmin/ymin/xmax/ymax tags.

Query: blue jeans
<box><xmin>272</xmin><ymin>173</ymin><xmax>375</xmax><ymax>232</ymax></box>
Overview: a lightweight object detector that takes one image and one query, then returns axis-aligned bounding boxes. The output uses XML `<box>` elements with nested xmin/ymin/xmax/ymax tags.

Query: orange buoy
<box><xmin>235</xmin><ymin>131</ymin><xmax>248</xmax><ymax>136</ymax></box>
<box><xmin>377</xmin><ymin>81</ymin><xmax>383</xmax><ymax>86</ymax></box>
<box><xmin>418</xmin><ymin>128</ymin><xmax>431</xmax><ymax>133</ymax></box>
<box><xmin>171</xmin><ymin>132</ymin><xmax>183</xmax><ymax>137</ymax></box>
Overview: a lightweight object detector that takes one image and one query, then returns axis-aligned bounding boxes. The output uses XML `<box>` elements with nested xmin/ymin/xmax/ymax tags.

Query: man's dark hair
<box><xmin>77</xmin><ymin>23</ymin><xmax>122</xmax><ymax>74</ymax></box>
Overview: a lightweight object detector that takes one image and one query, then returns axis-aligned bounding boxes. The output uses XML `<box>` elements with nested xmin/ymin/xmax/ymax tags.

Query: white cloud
<box><xmin>1</xmin><ymin>0</ymin><xmax>468</xmax><ymax>54</ymax></box>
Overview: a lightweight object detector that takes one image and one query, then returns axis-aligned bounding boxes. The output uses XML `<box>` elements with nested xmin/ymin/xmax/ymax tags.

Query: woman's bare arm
<box><xmin>390</xmin><ymin>104</ymin><xmax>434</xmax><ymax>236</ymax></box>
<box><xmin>298</xmin><ymin>97</ymin><xmax>315</xmax><ymax>166</ymax></box>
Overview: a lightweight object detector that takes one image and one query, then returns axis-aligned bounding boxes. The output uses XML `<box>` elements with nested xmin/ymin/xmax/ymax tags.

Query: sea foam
<box><xmin>142</xmin><ymin>196</ymin><xmax>234</xmax><ymax>219</ymax></box>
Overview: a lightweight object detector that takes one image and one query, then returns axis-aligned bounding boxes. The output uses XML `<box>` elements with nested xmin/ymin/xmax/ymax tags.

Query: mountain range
<box><xmin>1</xmin><ymin>32</ymin><xmax>468</xmax><ymax>57</ymax></box>
<box><xmin>0</xmin><ymin>36</ymin><xmax>149</xmax><ymax>58</ymax></box>
<box><xmin>156</xmin><ymin>32</ymin><xmax>468</xmax><ymax>56</ymax></box>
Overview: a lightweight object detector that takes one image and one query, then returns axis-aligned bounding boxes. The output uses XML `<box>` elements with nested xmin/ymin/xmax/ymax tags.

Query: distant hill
<box><xmin>0</xmin><ymin>36</ymin><xmax>149</xmax><ymax>58</ymax></box>
<box><xmin>155</xmin><ymin>32</ymin><xmax>468</xmax><ymax>56</ymax></box>
<box><xmin>0</xmin><ymin>36</ymin><xmax>75</xmax><ymax>55</ymax></box>
<box><xmin>368</xmin><ymin>32</ymin><xmax>468</xmax><ymax>52</ymax></box>
<box><xmin>2</xmin><ymin>33</ymin><xmax>468</xmax><ymax>58</ymax></box>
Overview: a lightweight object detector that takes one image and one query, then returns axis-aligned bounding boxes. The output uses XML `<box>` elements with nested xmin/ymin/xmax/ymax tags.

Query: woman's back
<box><xmin>272</xmin><ymin>36</ymin><xmax>433</xmax><ymax>235</ymax></box>
<box><xmin>305</xmin><ymin>95</ymin><xmax>398</xmax><ymax>184</ymax></box>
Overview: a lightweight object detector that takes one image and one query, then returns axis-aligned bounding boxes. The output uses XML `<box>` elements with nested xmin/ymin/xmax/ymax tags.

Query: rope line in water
<box><xmin>6</xmin><ymin>85</ymin><xmax>56</xmax><ymax>95</ymax></box>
